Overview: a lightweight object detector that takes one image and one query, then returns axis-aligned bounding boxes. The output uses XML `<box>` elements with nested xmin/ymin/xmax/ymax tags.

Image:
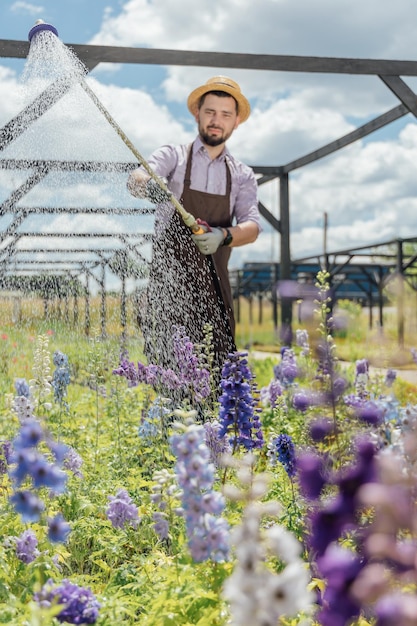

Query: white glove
<box><xmin>191</xmin><ymin>227</ymin><xmax>224</xmax><ymax>255</ymax></box>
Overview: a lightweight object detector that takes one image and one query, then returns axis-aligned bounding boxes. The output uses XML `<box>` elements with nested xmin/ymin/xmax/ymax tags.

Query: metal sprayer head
<box><xmin>28</xmin><ymin>19</ymin><xmax>59</xmax><ymax>42</ymax></box>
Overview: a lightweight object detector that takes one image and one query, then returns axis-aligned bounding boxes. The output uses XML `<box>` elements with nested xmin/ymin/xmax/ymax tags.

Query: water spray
<box><xmin>80</xmin><ymin>81</ymin><xmax>205</xmax><ymax>235</ymax></box>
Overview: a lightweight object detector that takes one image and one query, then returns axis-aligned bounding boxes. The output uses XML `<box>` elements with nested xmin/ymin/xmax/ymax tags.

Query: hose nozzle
<box><xmin>28</xmin><ymin>19</ymin><xmax>59</xmax><ymax>42</ymax></box>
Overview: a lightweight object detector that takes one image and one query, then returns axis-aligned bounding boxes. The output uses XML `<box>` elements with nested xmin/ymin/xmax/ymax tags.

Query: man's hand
<box><xmin>191</xmin><ymin>227</ymin><xmax>224</xmax><ymax>255</ymax></box>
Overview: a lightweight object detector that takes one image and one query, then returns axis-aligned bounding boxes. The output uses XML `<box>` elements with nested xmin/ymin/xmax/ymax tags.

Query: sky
<box><xmin>2</xmin><ymin>0</ymin><xmax>417</xmax><ymax>275</ymax></box>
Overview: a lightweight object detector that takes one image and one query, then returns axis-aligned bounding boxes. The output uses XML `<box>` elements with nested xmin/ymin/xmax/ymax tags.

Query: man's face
<box><xmin>196</xmin><ymin>93</ymin><xmax>240</xmax><ymax>147</ymax></box>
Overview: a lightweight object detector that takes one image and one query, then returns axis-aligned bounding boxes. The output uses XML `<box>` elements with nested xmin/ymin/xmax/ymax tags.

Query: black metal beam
<box><xmin>379</xmin><ymin>75</ymin><xmax>417</xmax><ymax>117</ymax></box>
<box><xmin>5</xmin><ymin>39</ymin><xmax>417</xmax><ymax>76</ymax></box>
<box><xmin>283</xmin><ymin>103</ymin><xmax>408</xmax><ymax>172</ymax></box>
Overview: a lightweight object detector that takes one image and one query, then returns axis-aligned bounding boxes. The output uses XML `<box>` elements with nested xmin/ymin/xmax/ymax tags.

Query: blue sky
<box><xmin>2</xmin><ymin>0</ymin><xmax>417</xmax><ymax>270</ymax></box>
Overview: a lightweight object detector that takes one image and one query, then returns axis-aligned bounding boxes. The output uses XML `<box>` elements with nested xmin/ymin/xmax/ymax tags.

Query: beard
<box><xmin>199</xmin><ymin>123</ymin><xmax>233</xmax><ymax>147</ymax></box>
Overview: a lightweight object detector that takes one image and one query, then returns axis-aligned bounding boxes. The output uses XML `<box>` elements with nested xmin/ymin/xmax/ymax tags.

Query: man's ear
<box><xmin>234</xmin><ymin>116</ymin><xmax>241</xmax><ymax>129</ymax></box>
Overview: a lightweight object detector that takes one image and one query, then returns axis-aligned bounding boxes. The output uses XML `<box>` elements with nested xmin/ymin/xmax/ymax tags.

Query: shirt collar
<box><xmin>193</xmin><ymin>136</ymin><xmax>230</xmax><ymax>161</ymax></box>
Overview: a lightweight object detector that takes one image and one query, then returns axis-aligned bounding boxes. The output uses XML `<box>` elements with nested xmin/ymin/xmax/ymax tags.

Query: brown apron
<box><xmin>181</xmin><ymin>145</ymin><xmax>235</xmax><ymax>336</ymax></box>
<box><xmin>141</xmin><ymin>144</ymin><xmax>236</xmax><ymax>379</ymax></box>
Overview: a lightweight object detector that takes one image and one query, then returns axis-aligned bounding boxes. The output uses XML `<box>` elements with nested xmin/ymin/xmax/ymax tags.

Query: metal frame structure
<box><xmin>2</xmin><ymin>37</ymin><xmax>417</xmax><ymax>338</ymax></box>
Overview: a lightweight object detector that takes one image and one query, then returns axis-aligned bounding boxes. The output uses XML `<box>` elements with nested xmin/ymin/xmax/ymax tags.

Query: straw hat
<box><xmin>187</xmin><ymin>76</ymin><xmax>251</xmax><ymax>123</ymax></box>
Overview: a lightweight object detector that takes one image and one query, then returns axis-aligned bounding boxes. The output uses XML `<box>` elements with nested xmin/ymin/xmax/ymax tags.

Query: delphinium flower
<box><xmin>7</xmin><ymin>404</ymin><xmax>71</xmax><ymax>543</ymax></box>
<box><xmin>10</xmin><ymin>418</ymin><xmax>68</xmax><ymax>495</ymax></box>
<box><xmin>29</xmin><ymin>333</ymin><xmax>53</xmax><ymax>411</ymax></box>
<box><xmin>347</xmin><ymin>432</ymin><xmax>417</xmax><ymax>623</ymax></box>
<box><xmin>113</xmin><ymin>327</ymin><xmax>210</xmax><ymax>405</ymax></box>
<box><xmin>300</xmin><ymin>437</ymin><xmax>378</xmax><ymax>625</ymax></box>
<box><xmin>0</xmin><ymin>440</ymin><xmax>12</xmax><ymax>474</ymax></box>
<box><xmin>15</xmin><ymin>528</ymin><xmax>40</xmax><ymax>563</ymax></box>
<box><xmin>344</xmin><ymin>395</ymin><xmax>385</xmax><ymax>427</ymax></box>
<box><xmin>13</xmin><ymin>377</ymin><xmax>35</xmax><ymax>421</ymax></box>
<box><xmin>295</xmin><ymin>328</ymin><xmax>310</xmax><ymax>356</ymax></box>
<box><xmin>172</xmin><ymin>325</ymin><xmax>211</xmax><ymax>402</ymax></box>
<box><xmin>138</xmin><ymin>396</ymin><xmax>172</xmax><ymax>441</ymax></box>
<box><xmin>15</xmin><ymin>378</ymin><xmax>30</xmax><ymax>398</ymax></box>
<box><xmin>9</xmin><ymin>489</ymin><xmax>45</xmax><ymax>522</ymax></box>
<box><xmin>51</xmin><ymin>350</ymin><xmax>70</xmax><ymax>406</ymax></box>
<box><xmin>411</xmin><ymin>347</ymin><xmax>417</xmax><ymax>365</ymax></box>
<box><xmin>150</xmin><ymin>468</ymin><xmax>183</xmax><ymax>541</ymax></box>
<box><xmin>308</xmin><ymin>417</ymin><xmax>335</xmax><ymax>443</ymax></box>
<box><xmin>62</xmin><ymin>446</ymin><xmax>84</xmax><ymax>478</ymax></box>
<box><xmin>218</xmin><ymin>351</ymin><xmax>264</xmax><ymax>452</ymax></box>
<box><xmin>34</xmin><ymin>578</ymin><xmax>101</xmax><ymax>624</ymax></box>
<box><xmin>48</xmin><ymin>513</ymin><xmax>71</xmax><ymax>543</ymax></box>
<box><xmin>222</xmin><ymin>453</ymin><xmax>313</xmax><ymax>626</ymax></box>
<box><xmin>106</xmin><ymin>488</ymin><xmax>140</xmax><ymax>529</ymax></box>
<box><xmin>384</xmin><ymin>368</ymin><xmax>397</xmax><ymax>387</ymax></box>
<box><xmin>170</xmin><ymin>417</ymin><xmax>229</xmax><ymax>562</ymax></box>
<box><xmin>354</xmin><ymin>358</ymin><xmax>370</xmax><ymax>400</ymax></box>
<box><xmin>273</xmin><ymin>347</ymin><xmax>298</xmax><ymax>386</ymax></box>
<box><xmin>260</xmin><ymin>378</ymin><xmax>283</xmax><ymax>409</ymax></box>
<box><xmin>203</xmin><ymin>419</ymin><xmax>231</xmax><ymax>468</ymax></box>
<box><xmin>268</xmin><ymin>433</ymin><xmax>297</xmax><ymax>478</ymax></box>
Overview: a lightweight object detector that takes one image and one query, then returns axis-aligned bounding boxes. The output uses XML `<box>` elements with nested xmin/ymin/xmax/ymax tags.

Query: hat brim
<box><xmin>187</xmin><ymin>83</ymin><xmax>250</xmax><ymax>123</ymax></box>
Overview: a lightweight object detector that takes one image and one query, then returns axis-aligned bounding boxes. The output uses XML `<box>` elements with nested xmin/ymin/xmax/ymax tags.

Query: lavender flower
<box><xmin>106</xmin><ymin>489</ymin><xmax>140</xmax><ymax>529</ymax></box>
<box><xmin>170</xmin><ymin>420</ymin><xmax>229</xmax><ymax>562</ymax></box>
<box><xmin>15</xmin><ymin>528</ymin><xmax>39</xmax><ymax>563</ymax></box>
<box><xmin>34</xmin><ymin>578</ymin><xmax>100</xmax><ymax>624</ymax></box>
<box><xmin>218</xmin><ymin>352</ymin><xmax>264</xmax><ymax>452</ymax></box>
<box><xmin>269</xmin><ymin>434</ymin><xmax>297</xmax><ymax>478</ymax></box>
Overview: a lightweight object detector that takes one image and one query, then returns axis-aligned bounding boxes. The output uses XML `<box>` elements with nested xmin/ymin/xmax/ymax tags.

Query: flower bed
<box><xmin>1</xmin><ymin>273</ymin><xmax>417</xmax><ymax>625</ymax></box>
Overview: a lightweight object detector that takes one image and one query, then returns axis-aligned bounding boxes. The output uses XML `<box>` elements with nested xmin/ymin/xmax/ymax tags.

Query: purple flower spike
<box><xmin>309</xmin><ymin>417</ymin><xmax>335</xmax><ymax>442</ymax></box>
<box><xmin>48</xmin><ymin>513</ymin><xmax>71</xmax><ymax>543</ymax></box>
<box><xmin>10</xmin><ymin>490</ymin><xmax>45</xmax><ymax>522</ymax></box>
<box><xmin>106</xmin><ymin>489</ymin><xmax>139</xmax><ymax>529</ymax></box>
<box><xmin>34</xmin><ymin>578</ymin><xmax>100</xmax><ymax>624</ymax></box>
<box><xmin>218</xmin><ymin>351</ymin><xmax>264</xmax><ymax>451</ymax></box>
<box><xmin>15</xmin><ymin>529</ymin><xmax>39</xmax><ymax>563</ymax></box>
<box><xmin>297</xmin><ymin>451</ymin><xmax>327</xmax><ymax>500</ymax></box>
<box><xmin>271</xmin><ymin>434</ymin><xmax>297</xmax><ymax>478</ymax></box>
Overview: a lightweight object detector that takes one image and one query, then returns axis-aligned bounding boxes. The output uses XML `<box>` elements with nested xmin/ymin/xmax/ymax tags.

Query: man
<box><xmin>128</xmin><ymin>76</ymin><xmax>261</xmax><ymax>378</ymax></box>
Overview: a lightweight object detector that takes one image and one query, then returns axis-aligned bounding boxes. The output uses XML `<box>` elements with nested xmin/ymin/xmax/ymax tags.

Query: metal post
<box><xmin>279</xmin><ymin>173</ymin><xmax>292</xmax><ymax>344</ymax></box>
<box><xmin>397</xmin><ymin>239</ymin><xmax>404</xmax><ymax>347</ymax></box>
<box><xmin>100</xmin><ymin>263</ymin><xmax>106</xmax><ymax>339</ymax></box>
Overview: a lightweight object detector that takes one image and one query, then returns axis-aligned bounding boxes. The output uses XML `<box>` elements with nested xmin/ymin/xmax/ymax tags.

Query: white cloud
<box><xmin>10</xmin><ymin>1</ymin><xmax>44</xmax><ymax>16</ymax></box>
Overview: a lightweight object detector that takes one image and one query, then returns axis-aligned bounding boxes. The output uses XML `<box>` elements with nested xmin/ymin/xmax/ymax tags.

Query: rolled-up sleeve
<box><xmin>228</xmin><ymin>159</ymin><xmax>262</xmax><ymax>232</ymax></box>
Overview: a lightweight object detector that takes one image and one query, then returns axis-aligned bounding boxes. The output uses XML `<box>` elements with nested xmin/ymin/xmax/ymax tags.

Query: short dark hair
<box><xmin>198</xmin><ymin>90</ymin><xmax>239</xmax><ymax>114</ymax></box>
